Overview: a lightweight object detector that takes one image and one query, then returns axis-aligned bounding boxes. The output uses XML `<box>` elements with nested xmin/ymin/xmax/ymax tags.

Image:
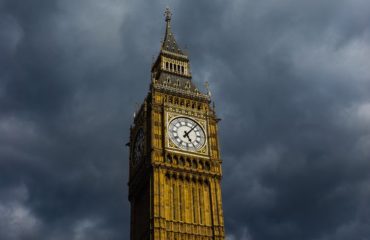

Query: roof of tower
<box><xmin>150</xmin><ymin>8</ymin><xmax>210</xmax><ymax>102</ymax></box>
<box><xmin>161</xmin><ymin>8</ymin><xmax>186</xmax><ymax>56</ymax></box>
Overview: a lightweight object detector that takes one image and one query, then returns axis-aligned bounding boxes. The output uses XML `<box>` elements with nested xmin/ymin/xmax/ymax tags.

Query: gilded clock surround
<box><xmin>128</xmin><ymin>8</ymin><xmax>225</xmax><ymax>240</ymax></box>
<box><xmin>166</xmin><ymin>113</ymin><xmax>208</xmax><ymax>155</ymax></box>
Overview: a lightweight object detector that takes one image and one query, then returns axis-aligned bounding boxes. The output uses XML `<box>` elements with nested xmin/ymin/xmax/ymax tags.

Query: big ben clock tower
<box><xmin>128</xmin><ymin>8</ymin><xmax>225</xmax><ymax>240</ymax></box>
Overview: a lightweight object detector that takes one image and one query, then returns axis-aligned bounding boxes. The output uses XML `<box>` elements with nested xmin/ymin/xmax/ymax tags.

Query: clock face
<box><xmin>132</xmin><ymin>128</ymin><xmax>144</xmax><ymax>165</ymax></box>
<box><xmin>168</xmin><ymin>117</ymin><xmax>206</xmax><ymax>151</ymax></box>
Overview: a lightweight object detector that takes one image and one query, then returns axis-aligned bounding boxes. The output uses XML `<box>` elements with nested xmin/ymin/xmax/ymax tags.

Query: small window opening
<box><xmin>205</xmin><ymin>162</ymin><xmax>210</xmax><ymax>171</ymax></box>
<box><xmin>173</xmin><ymin>155</ymin><xmax>178</xmax><ymax>164</ymax></box>
<box><xmin>179</xmin><ymin>157</ymin><xmax>184</xmax><ymax>166</ymax></box>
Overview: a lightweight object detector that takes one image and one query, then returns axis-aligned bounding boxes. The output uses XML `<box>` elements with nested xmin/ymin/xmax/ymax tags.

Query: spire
<box><xmin>161</xmin><ymin>8</ymin><xmax>185</xmax><ymax>55</ymax></box>
<box><xmin>164</xmin><ymin>7</ymin><xmax>172</xmax><ymax>22</ymax></box>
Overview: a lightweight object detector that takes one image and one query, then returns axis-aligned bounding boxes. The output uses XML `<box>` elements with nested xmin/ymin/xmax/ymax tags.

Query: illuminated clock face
<box><xmin>168</xmin><ymin>117</ymin><xmax>206</xmax><ymax>151</ymax></box>
<box><xmin>132</xmin><ymin>129</ymin><xmax>144</xmax><ymax>165</ymax></box>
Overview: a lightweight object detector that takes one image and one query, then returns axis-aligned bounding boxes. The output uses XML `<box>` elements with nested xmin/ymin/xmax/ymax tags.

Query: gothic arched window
<box><xmin>166</xmin><ymin>154</ymin><xmax>172</xmax><ymax>163</ymax></box>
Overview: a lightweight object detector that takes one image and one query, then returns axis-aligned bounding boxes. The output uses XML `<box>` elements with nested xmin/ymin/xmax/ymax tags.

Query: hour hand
<box><xmin>183</xmin><ymin>131</ymin><xmax>192</xmax><ymax>142</ymax></box>
<box><xmin>184</xmin><ymin>125</ymin><xmax>196</xmax><ymax>138</ymax></box>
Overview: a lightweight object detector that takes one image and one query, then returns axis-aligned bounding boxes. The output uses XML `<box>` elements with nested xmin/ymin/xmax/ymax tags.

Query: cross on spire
<box><xmin>164</xmin><ymin>7</ymin><xmax>172</xmax><ymax>22</ymax></box>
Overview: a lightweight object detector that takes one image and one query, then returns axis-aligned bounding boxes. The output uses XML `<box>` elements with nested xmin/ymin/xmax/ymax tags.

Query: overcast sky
<box><xmin>1</xmin><ymin>0</ymin><xmax>370</xmax><ymax>239</ymax></box>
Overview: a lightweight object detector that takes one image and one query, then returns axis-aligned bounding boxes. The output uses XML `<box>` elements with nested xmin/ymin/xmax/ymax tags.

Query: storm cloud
<box><xmin>1</xmin><ymin>0</ymin><xmax>370</xmax><ymax>239</ymax></box>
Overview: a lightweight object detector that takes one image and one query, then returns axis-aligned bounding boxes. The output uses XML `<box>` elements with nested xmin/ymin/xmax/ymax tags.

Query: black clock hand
<box><xmin>183</xmin><ymin>125</ymin><xmax>197</xmax><ymax>138</ymax></box>
<box><xmin>183</xmin><ymin>130</ymin><xmax>192</xmax><ymax>142</ymax></box>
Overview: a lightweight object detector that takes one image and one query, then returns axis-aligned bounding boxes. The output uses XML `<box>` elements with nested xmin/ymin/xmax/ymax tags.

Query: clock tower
<box><xmin>128</xmin><ymin>8</ymin><xmax>225</xmax><ymax>240</ymax></box>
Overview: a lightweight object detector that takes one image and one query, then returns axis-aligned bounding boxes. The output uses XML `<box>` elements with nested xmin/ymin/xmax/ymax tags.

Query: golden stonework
<box><xmin>128</xmin><ymin>8</ymin><xmax>225</xmax><ymax>240</ymax></box>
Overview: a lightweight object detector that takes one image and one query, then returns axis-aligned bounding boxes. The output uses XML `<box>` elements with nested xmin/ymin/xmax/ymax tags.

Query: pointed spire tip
<box><xmin>164</xmin><ymin>7</ymin><xmax>172</xmax><ymax>22</ymax></box>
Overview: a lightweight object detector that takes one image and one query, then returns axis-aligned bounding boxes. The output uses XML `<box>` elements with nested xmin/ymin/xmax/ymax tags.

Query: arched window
<box><xmin>186</xmin><ymin>158</ymin><xmax>191</xmax><ymax>167</ymax></box>
<box><xmin>199</xmin><ymin>161</ymin><xmax>204</xmax><ymax>170</ymax></box>
<box><xmin>205</xmin><ymin>162</ymin><xmax>210</xmax><ymax>171</ymax></box>
<box><xmin>179</xmin><ymin>157</ymin><xmax>184</xmax><ymax>166</ymax></box>
<box><xmin>173</xmin><ymin>155</ymin><xmax>178</xmax><ymax>164</ymax></box>
<box><xmin>192</xmin><ymin>160</ymin><xmax>198</xmax><ymax>169</ymax></box>
<box><xmin>166</xmin><ymin>154</ymin><xmax>172</xmax><ymax>163</ymax></box>
<box><xmin>166</xmin><ymin>62</ymin><xmax>169</xmax><ymax>69</ymax></box>
<box><xmin>186</xmin><ymin>82</ymin><xmax>190</xmax><ymax>89</ymax></box>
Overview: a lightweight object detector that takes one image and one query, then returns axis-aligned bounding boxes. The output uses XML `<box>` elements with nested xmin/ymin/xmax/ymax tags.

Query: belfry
<box><xmin>128</xmin><ymin>8</ymin><xmax>225</xmax><ymax>240</ymax></box>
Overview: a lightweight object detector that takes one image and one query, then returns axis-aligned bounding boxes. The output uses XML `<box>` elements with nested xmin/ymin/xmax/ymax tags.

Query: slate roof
<box><xmin>161</xmin><ymin>8</ymin><xmax>185</xmax><ymax>55</ymax></box>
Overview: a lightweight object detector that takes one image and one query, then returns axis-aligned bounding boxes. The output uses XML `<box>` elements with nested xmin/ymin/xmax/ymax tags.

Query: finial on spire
<box><xmin>205</xmin><ymin>81</ymin><xmax>212</xmax><ymax>97</ymax></box>
<box><xmin>164</xmin><ymin>7</ymin><xmax>172</xmax><ymax>22</ymax></box>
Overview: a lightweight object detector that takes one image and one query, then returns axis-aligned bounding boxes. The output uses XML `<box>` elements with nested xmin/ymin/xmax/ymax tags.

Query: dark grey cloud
<box><xmin>1</xmin><ymin>0</ymin><xmax>370</xmax><ymax>239</ymax></box>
